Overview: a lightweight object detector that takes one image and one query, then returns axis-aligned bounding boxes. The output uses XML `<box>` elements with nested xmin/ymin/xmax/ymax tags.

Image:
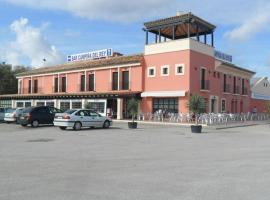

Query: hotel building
<box><xmin>0</xmin><ymin>13</ymin><xmax>257</xmax><ymax>119</ymax></box>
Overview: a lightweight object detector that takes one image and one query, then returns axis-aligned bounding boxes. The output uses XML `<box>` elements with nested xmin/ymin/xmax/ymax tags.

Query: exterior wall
<box><xmin>189</xmin><ymin>50</ymin><xmax>252</xmax><ymax>113</ymax></box>
<box><xmin>43</xmin><ymin>75</ymin><xmax>54</xmax><ymax>94</ymax></box>
<box><xmin>95</xmin><ymin>69</ymin><xmax>111</xmax><ymax>92</ymax></box>
<box><xmin>143</xmin><ymin>50</ymin><xmax>190</xmax><ymax>92</ymax></box>
<box><xmin>250</xmin><ymin>99</ymin><xmax>269</xmax><ymax>113</ymax></box>
<box><xmin>19</xmin><ymin>64</ymin><xmax>143</xmax><ymax>95</ymax></box>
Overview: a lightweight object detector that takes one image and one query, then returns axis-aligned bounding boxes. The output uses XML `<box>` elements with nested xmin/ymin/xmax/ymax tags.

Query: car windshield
<box><xmin>64</xmin><ymin>110</ymin><xmax>77</xmax><ymax>114</ymax></box>
<box><xmin>6</xmin><ymin>108</ymin><xmax>16</xmax><ymax>113</ymax></box>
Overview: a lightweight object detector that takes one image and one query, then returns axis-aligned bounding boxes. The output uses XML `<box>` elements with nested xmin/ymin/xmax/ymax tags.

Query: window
<box><xmin>25</xmin><ymin>102</ymin><xmax>32</xmax><ymax>107</ymax></box>
<box><xmin>60</xmin><ymin>102</ymin><xmax>70</xmax><ymax>111</ymax></box>
<box><xmin>61</xmin><ymin>77</ymin><xmax>66</xmax><ymax>93</ymax></box>
<box><xmin>54</xmin><ymin>77</ymin><xmax>59</xmax><ymax>93</ymax></box>
<box><xmin>33</xmin><ymin>79</ymin><xmax>38</xmax><ymax>93</ymax></box>
<box><xmin>148</xmin><ymin>67</ymin><xmax>156</xmax><ymax>77</ymax></box>
<box><xmin>153</xmin><ymin>98</ymin><xmax>178</xmax><ymax>113</ymax></box>
<box><xmin>36</xmin><ymin>102</ymin><xmax>45</xmax><ymax>106</ymax></box>
<box><xmin>242</xmin><ymin>78</ymin><xmax>246</xmax><ymax>95</ymax></box>
<box><xmin>122</xmin><ymin>71</ymin><xmax>129</xmax><ymax>90</ymax></box>
<box><xmin>90</xmin><ymin>111</ymin><xmax>99</xmax><ymax>117</ymax></box>
<box><xmin>221</xmin><ymin>99</ymin><xmax>226</xmax><ymax>113</ymax></box>
<box><xmin>233</xmin><ymin>76</ymin><xmax>238</xmax><ymax>94</ymax></box>
<box><xmin>200</xmin><ymin>68</ymin><xmax>209</xmax><ymax>90</ymax></box>
<box><xmin>112</xmin><ymin>72</ymin><xmax>118</xmax><ymax>90</ymax></box>
<box><xmin>175</xmin><ymin>64</ymin><xmax>184</xmax><ymax>75</ymax></box>
<box><xmin>46</xmin><ymin>102</ymin><xmax>55</xmax><ymax>107</ymax></box>
<box><xmin>49</xmin><ymin>107</ymin><xmax>61</xmax><ymax>114</ymax></box>
<box><xmin>72</xmin><ymin>101</ymin><xmax>82</xmax><ymax>109</ymax></box>
<box><xmin>89</xmin><ymin>74</ymin><xmax>95</xmax><ymax>91</ymax></box>
<box><xmin>161</xmin><ymin>65</ymin><xmax>169</xmax><ymax>76</ymax></box>
<box><xmin>16</xmin><ymin>102</ymin><xmax>24</xmax><ymax>108</ymax></box>
<box><xmin>28</xmin><ymin>80</ymin><xmax>32</xmax><ymax>94</ymax></box>
<box><xmin>80</xmin><ymin>75</ymin><xmax>85</xmax><ymax>92</ymax></box>
<box><xmin>0</xmin><ymin>100</ymin><xmax>12</xmax><ymax>108</ymax></box>
<box><xmin>87</xmin><ymin>102</ymin><xmax>105</xmax><ymax>113</ymax></box>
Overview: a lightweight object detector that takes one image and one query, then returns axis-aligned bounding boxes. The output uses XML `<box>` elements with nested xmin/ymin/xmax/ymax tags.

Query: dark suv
<box><xmin>19</xmin><ymin>106</ymin><xmax>62</xmax><ymax>127</ymax></box>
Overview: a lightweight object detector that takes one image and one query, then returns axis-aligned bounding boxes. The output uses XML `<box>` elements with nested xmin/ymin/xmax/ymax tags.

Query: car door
<box><xmin>75</xmin><ymin>110</ymin><xmax>90</xmax><ymax>127</ymax></box>
<box><xmin>89</xmin><ymin>111</ymin><xmax>103</xmax><ymax>127</ymax></box>
<box><xmin>0</xmin><ymin>108</ymin><xmax>4</xmax><ymax>121</ymax></box>
<box><xmin>36</xmin><ymin>107</ymin><xmax>49</xmax><ymax>124</ymax></box>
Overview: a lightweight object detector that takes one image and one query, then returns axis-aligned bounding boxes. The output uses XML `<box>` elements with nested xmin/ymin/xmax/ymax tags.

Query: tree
<box><xmin>0</xmin><ymin>63</ymin><xmax>29</xmax><ymax>95</ymax></box>
<box><xmin>187</xmin><ymin>94</ymin><xmax>206</xmax><ymax>125</ymax></box>
<box><xmin>127</xmin><ymin>98</ymin><xmax>139</xmax><ymax>123</ymax></box>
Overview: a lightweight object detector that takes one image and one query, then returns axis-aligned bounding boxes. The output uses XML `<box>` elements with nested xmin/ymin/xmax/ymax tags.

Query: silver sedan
<box><xmin>53</xmin><ymin>109</ymin><xmax>113</xmax><ymax>130</ymax></box>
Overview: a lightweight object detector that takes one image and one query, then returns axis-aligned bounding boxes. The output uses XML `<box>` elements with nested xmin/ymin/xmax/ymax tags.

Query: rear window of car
<box><xmin>6</xmin><ymin>108</ymin><xmax>16</xmax><ymax>113</ymax></box>
<box><xmin>65</xmin><ymin>110</ymin><xmax>77</xmax><ymax>114</ymax></box>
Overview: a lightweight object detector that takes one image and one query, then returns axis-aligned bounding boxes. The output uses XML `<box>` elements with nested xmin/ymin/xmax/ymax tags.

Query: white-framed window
<box><xmin>147</xmin><ymin>67</ymin><xmax>156</xmax><ymax>77</ymax></box>
<box><xmin>221</xmin><ymin>99</ymin><xmax>226</xmax><ymax>113</ymax></box>
<box><xmin>175</xmin><ymin>64</ymin><xmax>185</xmax><ymax>75</ymax></box>
<box><xmin>161</xmin><ymin>65</ymin><xmax>170</xmax><ymax>76</ymax></box>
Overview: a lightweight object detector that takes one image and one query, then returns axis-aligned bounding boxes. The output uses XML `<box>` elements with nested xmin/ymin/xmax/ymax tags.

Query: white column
<box><xmin>82</xmin><ymin>99</ymin><xmax>87</xmax><ymax>109</ymax></box>
<box><xmin>31</xmin><ymin>76</ymin><xmax>33</xmax><ymax>93</ymax></box>
<box><xmin>117</xmin><ymin>98</ymin><xmax>123</xmax><ymax>120</ymax></box>
<box><xmin>118</xmin><ymin>67</ymin><xmax>120</xmax><ymax>90</ymax></box>
<box><xmin>11</xmin><ymin>100</ymin><xmax>15</xmax><ymax>108</ymax></box>
<box><xmin>57</xmin><ymin>74</ymin><xmax>60</xmax><ymax>93</ymax></box>
<box><xmin>84</xmin><ymin>71</ymin><xmax>87</xmax><ymax>92</ymax></box>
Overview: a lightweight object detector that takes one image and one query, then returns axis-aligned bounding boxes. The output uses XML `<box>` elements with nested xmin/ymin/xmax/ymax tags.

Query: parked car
<box><xmin>54</xmin><ymin>109</ymin><xmax>112</xmax><ymax>130</ymax></box>
<box><xmin>19</xmin><ymin>106</ymin><xmax>62</xmax><ymax>127</ymax></box>
<box><xmin>0</xmin><ymin>107</ymin><xmax>12</xmax><ymax>122</ymax></box>
<box><xmin>4</xmin><ymin>108</ymin><xmax>24</xmax><ymax>123</ymax></box>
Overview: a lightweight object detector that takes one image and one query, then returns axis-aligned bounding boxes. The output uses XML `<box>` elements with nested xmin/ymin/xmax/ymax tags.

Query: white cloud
<box><xmin>224</xmin><ymin>8</ymin><xmax>270</xmax><ymax>41</ymax></box>
<box><xmin>1</xmin><ymin>0</ymin><xmax>173</xmax><ymax>22</ymax></box>
<box><xmin>3</xmin><ymin>18</ymin><xmax>64</xmax><ymax>68</ymax></box>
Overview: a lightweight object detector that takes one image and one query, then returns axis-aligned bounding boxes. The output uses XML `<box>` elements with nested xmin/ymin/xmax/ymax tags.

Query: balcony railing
<box><xmin>77</xmin><ymin>84</ymin><xmax>96</xmax><ymax>92</ymax></box>
<box><xmin>109</xmin><ymin>81</ymin><xmax>131</xmax><ymax>91</ymax></box>
<box><xmin>223</xmin><ymin>84</ymin><xmax>231</xmax><ymax>93</ymax></box>
<box><xmin>200</xmin><ymin>80</ymin><xmax>210</xmax><ymax>90</ymax></box>
<box><xmin>21</xmin><ymin>87</ymin><xmax>44</xmax><ymax>94</ymax></box>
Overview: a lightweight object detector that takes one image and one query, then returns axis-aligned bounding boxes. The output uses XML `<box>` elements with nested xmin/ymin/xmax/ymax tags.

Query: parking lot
<box><xmin>0</xmin><ymin>122</ymin><xmax>270</xmax><ymax>200</ymax></box>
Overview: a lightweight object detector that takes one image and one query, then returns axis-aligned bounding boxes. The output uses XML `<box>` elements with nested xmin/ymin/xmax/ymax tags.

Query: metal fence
<box><xmin>136</xmin><ymin>112</ymin><xmax>270</xmax><ymax>126</ymax></box>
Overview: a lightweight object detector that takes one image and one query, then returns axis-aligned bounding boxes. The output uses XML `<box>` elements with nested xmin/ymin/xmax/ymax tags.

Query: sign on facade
<box><xmin>67</xmin><ymin>48</ymin><xmax>113</xmax><ymax>62</ymax></box>
<box><xmin>215</xmin><ymin>50</ymin><xmax>233</xmax><ymax>63</ymax></box>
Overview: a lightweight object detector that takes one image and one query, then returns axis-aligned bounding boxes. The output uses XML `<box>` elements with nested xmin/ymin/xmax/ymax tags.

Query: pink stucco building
<box><xmin>0</xmin><ymin>13</ymin><xmax>256</xmax><ymax>119</ymax></box>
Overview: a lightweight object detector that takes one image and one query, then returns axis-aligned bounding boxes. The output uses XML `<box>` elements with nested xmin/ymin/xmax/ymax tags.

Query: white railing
<box><xmin>136</xmin><ymin>112</ymin><xmax>270</xmax><ymax>126</ymax></box>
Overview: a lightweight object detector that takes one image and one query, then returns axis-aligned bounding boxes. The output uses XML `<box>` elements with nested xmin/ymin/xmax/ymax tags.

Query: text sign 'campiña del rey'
<box><xmin>67</xmin><ymin>48</ymin><xmax>113</xmax><ymax>63</ymax></box>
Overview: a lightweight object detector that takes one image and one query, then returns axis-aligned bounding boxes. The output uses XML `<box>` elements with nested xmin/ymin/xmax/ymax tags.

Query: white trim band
<box><xmin>141</xmin><ymin>91</ymin><xmax>186</xmax><ymax>97</ymax></box>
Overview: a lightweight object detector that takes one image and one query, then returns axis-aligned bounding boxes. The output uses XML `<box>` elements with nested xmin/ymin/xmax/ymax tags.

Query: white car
<box><xmin>53</xmin><ymin>109</ymin><xmax>112</xmax><ymax>130</ymax></box>
<box><xmin>4</xmin><ymin>108</ymin><xmax>24</xmax><ymax>123</ymax></box>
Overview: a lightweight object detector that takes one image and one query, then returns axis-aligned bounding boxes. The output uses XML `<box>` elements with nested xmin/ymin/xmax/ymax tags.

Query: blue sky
<box><xmin>0</xmin><ymin>0</ymin><xmax>269</xmax><ymax>77</ymax></box>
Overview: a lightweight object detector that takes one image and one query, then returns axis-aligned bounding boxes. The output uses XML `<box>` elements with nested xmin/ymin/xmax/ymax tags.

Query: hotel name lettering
<box><xmin>67</xmin><ymin>48</ymin><xmax>113</xmax><ymax>62</ymax></box>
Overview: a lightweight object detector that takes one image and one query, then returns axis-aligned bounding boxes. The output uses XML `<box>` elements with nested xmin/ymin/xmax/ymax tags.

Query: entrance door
<box><xmin>107</xmin><ymin>99</ymin><xmax>117</xmax><ymax>118</ymax></box>
<box><xmin>210</xmin><ymin>98</ymin><xmax>217</xmax><ymax>113</ymax></box>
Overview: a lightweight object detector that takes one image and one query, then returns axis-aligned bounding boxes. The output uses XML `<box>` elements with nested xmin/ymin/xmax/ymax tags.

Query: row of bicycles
<box><xmin>137</xmin><ymin>112</ymin><xmax>270</xmax><ymax>126</ymax></box>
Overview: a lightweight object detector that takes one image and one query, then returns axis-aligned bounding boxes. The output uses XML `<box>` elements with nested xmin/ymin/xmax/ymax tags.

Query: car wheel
<box><xmin>31</xmin><ymin>120</ymin><xmax>39</xmax><ymax>128</ymax></box>
<box><xmin>59</xmin><ymin>127</ymin><xmax>67</xmax><ymax>130</ymax></box>
<box><xmin>73</xmin><ymin>122</ymin><xmax>82</xmax><ymax>131</ymax></box>
<box><xmin>103</xmin><ymin>120</ymin><xmax>110</xmax><ymax>129</ymax></box>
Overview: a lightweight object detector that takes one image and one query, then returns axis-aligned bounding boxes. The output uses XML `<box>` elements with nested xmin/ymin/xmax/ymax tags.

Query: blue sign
<box><xmin>215</xmin><ymin>50</ymin><xmax>233</xmax><ymax>63</ymax></box>
<box><xmin>67</xmin><ymin>48</ymin><xmax>113</xmax><ymax>62</ymax></box>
